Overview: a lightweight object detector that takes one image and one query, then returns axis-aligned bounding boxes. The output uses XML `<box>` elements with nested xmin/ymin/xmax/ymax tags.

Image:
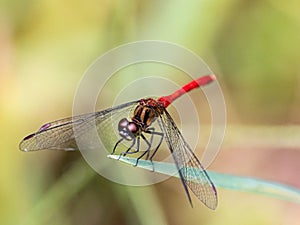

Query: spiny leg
<box><xmin>118</xmin><ymin>138</ymin><xmax>136</xmax><ymax>160</ymax></box>
<box><xmin>144</xmin><ymin>128</ymin><xmax>164</xmax><ymax>160</ymax></box>
<box><xmin>141</xmin><ymin>130</ymin><xmax>164</xmax><ymax>171</ymax></box>
<box><xmin>149</xmin><ymin>131</ymin><xmax>164</xmax><ymax>161</ymax></box>
<box><xmin>135</xmin><ymin>134</ymin><xmax>152</xmax><ymax>167</ymax></box>
<box><xmin>112</xmin><ymin>137</ymin><xmax>124</xmax><ymax>154</ymax></box>
<box><xmin>122</xmin><ymin>136</ymin><xmax>140</xmax><ymax>156</ymax></box>
<box><xmin>144</xmin><ymin>128</ymin><xmax>155</xmax><ymax>160</ymax></box>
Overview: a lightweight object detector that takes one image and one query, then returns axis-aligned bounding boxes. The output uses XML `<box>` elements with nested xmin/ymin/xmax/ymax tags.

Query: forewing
<box><xmin>158</xmin><ymin>109</ymin><xmax>218</xmax><ymax>209</ymax></box>
<box><xmin>19</xmin><ymin>101</ymin><xmax>139</xmax><ymax>151</ymax></box>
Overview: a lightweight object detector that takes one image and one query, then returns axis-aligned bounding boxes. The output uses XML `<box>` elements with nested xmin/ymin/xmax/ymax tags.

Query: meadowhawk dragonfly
<box><xmin>19</xmin><ymin>75</ymin><xmax>218</xmax><ymax>209</ymax></box>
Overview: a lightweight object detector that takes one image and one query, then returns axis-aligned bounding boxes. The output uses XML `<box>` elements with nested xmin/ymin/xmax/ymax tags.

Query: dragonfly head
<box><xmin>118</xmin><ymin>118</ymin><xmax>139</xmax><ymax>141</ymax></box>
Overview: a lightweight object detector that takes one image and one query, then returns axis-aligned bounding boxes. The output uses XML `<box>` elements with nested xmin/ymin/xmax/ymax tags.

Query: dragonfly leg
<box><xmin>118</xmin><ymin>138</ymin><xmax>137</xmax><ymax>160</ymax></box>
<box><xmin>143</xmin><ymin>129</ymin><xmax>164</xmax><ymax>172</ymax></box>
<box><xmin>112</xmin><ymin>137</ymin><xmax>124</xmax><ymax>154</ymax></box>
<box><xmin>144</xmin><ymin>128</ymin><xmax>155</xmax><ymax>160</ymax></box>
<box><xmin>121</xmin><ymin>137</ymin><xmax>141</xmax><ymax>155</ymax></box>
<box><xmin>144</xmin><ymin>128</ymin><xmax>164</xmax><ymax>160</ymax></box>
<box><xmin>134</xmin><ymin>134</ymin><xmax>152</xmax><ymax>167</ymax></box>
<box><xmin>149</xmin><ymin>131</ymin><xmax>164</xmax><ymax>161</ymax></box>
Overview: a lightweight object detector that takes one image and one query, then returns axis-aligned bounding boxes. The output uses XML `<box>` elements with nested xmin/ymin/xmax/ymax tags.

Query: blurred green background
<box><xmin>1</xmin><ymin>0</ymin><xmax>300</xmax><ymax>224</ymax></box>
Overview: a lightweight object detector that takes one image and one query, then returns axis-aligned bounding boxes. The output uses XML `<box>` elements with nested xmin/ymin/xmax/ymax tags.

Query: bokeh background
<box><xmin>1</xmin><ymin>0</ymin><xmax>300</xmax><ymax>225</ymax></box>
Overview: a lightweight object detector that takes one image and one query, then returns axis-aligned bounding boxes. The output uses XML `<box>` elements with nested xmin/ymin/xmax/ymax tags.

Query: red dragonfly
<box><xmin>19</xmin><ymin>75</ymin><xmax>218</xmax><ymax>209</ymax></box>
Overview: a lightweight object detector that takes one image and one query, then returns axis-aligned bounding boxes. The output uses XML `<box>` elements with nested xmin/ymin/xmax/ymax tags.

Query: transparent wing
<box><xmin>19</xmin><ymin>100</ymin><xmax>139</xmax><ymax>152</ymax></box>
<box><xmin>158</xmin><ymin>109</ymin><xmax>218</xmax><ymax>209</ymax></box>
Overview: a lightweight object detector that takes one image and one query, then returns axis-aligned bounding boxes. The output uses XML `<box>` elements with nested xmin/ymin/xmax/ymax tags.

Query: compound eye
<box><xmin>118</xmin><ymin>118</ymin><xmax>136</xmax><ymax>141</ymax></box>
<box><xmin>118</xmin><ymin>118</ymin><xmax>129</xmax><ymax>131</ymax></box>
<box><xmin>127</xmin><ymin>122</ymin><xmax>138</xmax><ymax>134</ymax></box>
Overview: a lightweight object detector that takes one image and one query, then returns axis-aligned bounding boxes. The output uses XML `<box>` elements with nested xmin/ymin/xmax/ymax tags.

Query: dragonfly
<box><xmin>19</xmin><ymin>75</ymin><xmax>218</xmax><ymax>209</ymax></box>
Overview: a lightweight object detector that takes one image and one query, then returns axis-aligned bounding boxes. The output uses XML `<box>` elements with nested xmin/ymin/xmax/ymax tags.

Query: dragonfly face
<box><xmin>118</xmin><ymin>118</ymin><xmax>138</xmax><ymax>141</ymax></box>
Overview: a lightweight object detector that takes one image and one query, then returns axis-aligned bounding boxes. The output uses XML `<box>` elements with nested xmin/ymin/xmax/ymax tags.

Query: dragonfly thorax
<box><xmin>133</xmin><ymin>98</ymin><xmax>164</xmax><ymax>126</ymax></box>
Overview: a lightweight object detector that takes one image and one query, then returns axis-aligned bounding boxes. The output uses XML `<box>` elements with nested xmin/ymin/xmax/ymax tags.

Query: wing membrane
<box><xmin>19</xmin><ymin>101</ymin><xmax>138</xmax><ymax>151</ymax></box>
<box><xmin>158</xmin><ymin>109</ymin><xmax>218</xmax><ymax>209</ymax></box>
